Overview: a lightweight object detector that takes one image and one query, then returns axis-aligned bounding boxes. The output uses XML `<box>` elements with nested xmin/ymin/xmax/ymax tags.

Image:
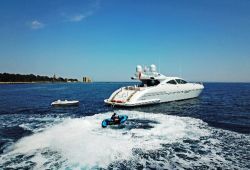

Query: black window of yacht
<box><xmin>175</xmin><ymin>79</ymin><xmax>181</xmax><ymax>84</ymax></box>
<box><xmin>167</xmin><ymin>80</ymin><xmax>177</xmax><ymax>84</ymax></box>
<box><xmin>140</xmin><ymin>80</ymin><xmax>160</xmax><ymax>87</ymax></box>
<box><xmin>146</xmin><ymin>80</ymin><xmax>160</xmax><ymax>86</ymax></box>
<box><xmin>180</xmin><ymin>79</ymin><xmax>187</xmax><ymax>84</ymax></box>
<box><xmin>175</xmin><ymin>79</ymin><xmax>187</xmax><ymax>84</ymax></box>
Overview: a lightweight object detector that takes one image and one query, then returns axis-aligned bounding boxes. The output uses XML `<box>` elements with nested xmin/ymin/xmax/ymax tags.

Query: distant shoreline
<box><xmin>0</xmin><ymin>73</ymin><xmax>79</xmax><ymax>83</ymax></box>
<box><xmin>0</xmin><ymin>81</ymin><xmax>249</xmax><ymax>84</ymax></box>
<box><xmin>0</xmin><ymin>81</ymin><xmax>79</xmax><ymax>84</ymax></box>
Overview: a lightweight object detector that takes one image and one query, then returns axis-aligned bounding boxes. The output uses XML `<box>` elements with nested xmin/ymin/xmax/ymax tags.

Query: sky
<box><xmin>0</xmin><ymin>0</ymin><xmax>250</xmax><ymax>82</ymax></box>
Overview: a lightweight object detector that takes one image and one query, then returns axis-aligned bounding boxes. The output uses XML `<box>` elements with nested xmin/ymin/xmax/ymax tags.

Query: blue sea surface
<box><xmin>0</xmin><ymin>82</ymin><xmax>249</xmax><ymax>169</ymax></box>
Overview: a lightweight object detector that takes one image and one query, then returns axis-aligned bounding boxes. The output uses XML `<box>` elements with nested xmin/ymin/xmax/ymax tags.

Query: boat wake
<box><xmin>0</xmin><ymin>111</ymin><xmax>249</xmax><ymax>169</ymax></box>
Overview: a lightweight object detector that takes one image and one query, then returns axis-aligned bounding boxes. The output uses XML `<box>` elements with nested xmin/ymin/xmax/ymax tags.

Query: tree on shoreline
<box><xmin>0</xmin><ymin>73</ymin><xmax>78</xmax><ymax>82</ymax></box>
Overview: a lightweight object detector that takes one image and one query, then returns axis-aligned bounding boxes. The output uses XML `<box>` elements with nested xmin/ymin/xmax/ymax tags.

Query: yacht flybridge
<box><xmin>104</xmin><ymin>65</ymin><xmax>204</xmax><ymax>107</ymax></box>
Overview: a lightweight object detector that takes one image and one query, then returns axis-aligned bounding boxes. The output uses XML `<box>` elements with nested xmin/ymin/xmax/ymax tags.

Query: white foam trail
<box><xmin>0</xmin><ymin>111</ymin><xmax>232</xmax><ymax>169</ymax></box>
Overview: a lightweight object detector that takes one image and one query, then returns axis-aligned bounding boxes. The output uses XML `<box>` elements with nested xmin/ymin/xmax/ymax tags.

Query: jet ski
<box><xmin>102</xmin><ymin>115</ymin><xmax>128</xmax><ymax>128</ymax></box>
<box><xmin>51</xmin><ymin>100</ymin><xmax>79</xmax><ymax>106</ymax></box>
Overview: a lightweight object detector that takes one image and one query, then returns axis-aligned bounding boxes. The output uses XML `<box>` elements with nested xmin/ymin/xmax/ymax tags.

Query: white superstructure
<box><xmin>104</xmin><ymin>65</ymin><xmax>204</xmax><ymax>107</ymax></box>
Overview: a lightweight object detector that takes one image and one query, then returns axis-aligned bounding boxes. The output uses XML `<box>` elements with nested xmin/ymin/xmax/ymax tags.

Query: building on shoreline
<box><xmin>83</xmin><ymin>77</ymin><xmax>92</xmax><ymax>83</ymax></box>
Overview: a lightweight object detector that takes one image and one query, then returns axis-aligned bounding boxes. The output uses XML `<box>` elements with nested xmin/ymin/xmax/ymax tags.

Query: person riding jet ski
<box><xmin>102</xmin><ymin>113</ymin><xmax>128</xmax><ymax>128</ymax></box>
<box><xmin>111</xmin><ymin>113</ymin><xmax>120</xmax><ymax>123</ymax></box>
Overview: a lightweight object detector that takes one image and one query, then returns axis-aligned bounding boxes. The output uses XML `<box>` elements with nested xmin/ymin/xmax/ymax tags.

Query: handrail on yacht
<box><xmin>111</xmin><ymin>89</ymin><xmax>121</xmax><ymax>101</ymax></box>
<box><xmin>125</xmin><ymin>86</ymin><xmax>140</xmax><ymax>91</ymax></box>
<box><xmin>127</xmin><ymin>90</ymin><xmax>138</xmax><ymax>102</ymax></box>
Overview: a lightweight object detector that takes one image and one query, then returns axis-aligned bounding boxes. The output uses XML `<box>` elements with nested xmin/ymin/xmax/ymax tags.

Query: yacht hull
<box><xmin>104</xmin><ymin>84</ymin><xmax>204</xmax><ymax>107</ymax></box>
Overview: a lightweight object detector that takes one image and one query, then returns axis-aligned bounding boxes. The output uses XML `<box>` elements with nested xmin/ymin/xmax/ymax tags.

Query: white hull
<box><xmin>104</xmin><ymin>83</ymin><xmax>204</xmax><ymax>107</ymax></box>
<box><xmin>51</xmin><ymin>100</ymin><xmax>79</xmax><ymax>106</ymax></box>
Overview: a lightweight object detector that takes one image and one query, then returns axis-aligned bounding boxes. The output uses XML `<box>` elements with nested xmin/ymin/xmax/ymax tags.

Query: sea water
<box><xmin>0</xmin><ymin>83</ymin><xmax>249</xmax><ymax>169</ymax></box>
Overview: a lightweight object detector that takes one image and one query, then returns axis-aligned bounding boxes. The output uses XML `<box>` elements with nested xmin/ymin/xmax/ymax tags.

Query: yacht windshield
<box><xmin>167</xmin><ymin>80</ymin><xmax>177</xmax><ymax>84</ymax></box>
<box><xmin>175</xmin><ymin>79</ymin><xmax>187</xmax><ymax>84</ymax></box>
<box><xmin>139</xmin><ymin>79</ymin><xmax>160</xmax><ymax>87</ymax></box>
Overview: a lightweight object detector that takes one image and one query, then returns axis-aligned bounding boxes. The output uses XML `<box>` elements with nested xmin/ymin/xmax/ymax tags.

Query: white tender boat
<box><xmin>104</xmin><ymin>65</ymin><xmax>204</xmax><ymax>107</ymax></box>
<box><xmin>51</xmin><ymin>100</ymin><xmax>79</xmax><ymax>106</ymax></box>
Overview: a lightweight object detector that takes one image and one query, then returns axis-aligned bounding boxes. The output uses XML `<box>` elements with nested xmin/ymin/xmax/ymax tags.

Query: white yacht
<box><xmin>104</xmin><ymin>65</ymin><xmax>204</xmax><ymax>107</ymax></box>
